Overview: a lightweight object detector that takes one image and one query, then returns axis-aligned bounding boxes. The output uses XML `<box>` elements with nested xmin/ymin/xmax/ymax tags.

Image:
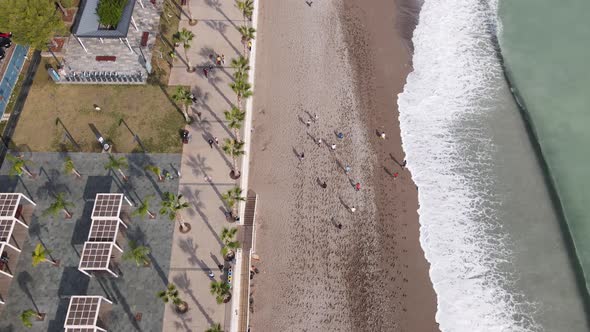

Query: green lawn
<box><xmin>11</xmin><ymin>59</ymin><xmax>187</xmax><ymax>153</ymax></box>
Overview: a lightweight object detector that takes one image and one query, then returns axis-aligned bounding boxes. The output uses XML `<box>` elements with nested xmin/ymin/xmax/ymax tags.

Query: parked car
<box><xmin>0</xmin><ymin>48</ymin><xmax>5</xmax><ymax>60</ymax></box>
<box><xmin>0</xmin><ymin>37</ymin><xmax>11</xmax><ymax>48</ymax></box>
<box><xmin>0</xmin><ymin>32</ymin><xmax>12</xmax><ymax>38</ymax></box>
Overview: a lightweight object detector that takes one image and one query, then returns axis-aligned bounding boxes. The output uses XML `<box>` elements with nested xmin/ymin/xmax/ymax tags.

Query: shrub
<box><xmin>96</xmin><ymin>0</ymin><xmax>127</xmax><ymax>28</ymax></box>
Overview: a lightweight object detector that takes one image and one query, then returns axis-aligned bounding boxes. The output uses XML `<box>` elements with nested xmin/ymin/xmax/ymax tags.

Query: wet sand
<box><xmin>248</xmin><ymin>0</ymin><xmax>438</xmax><ymax>330</ymax></box>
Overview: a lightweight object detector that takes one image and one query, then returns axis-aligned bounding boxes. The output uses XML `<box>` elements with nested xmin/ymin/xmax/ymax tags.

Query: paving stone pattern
<box><xmin>0</xmin><ymin>152</ymin><xmax>181</xmax><ymax>332</ymax></box>
<box><xmin>63</xmin><ymin>0</ymin><xmax>164</xmax><ymax>81</ymax></box>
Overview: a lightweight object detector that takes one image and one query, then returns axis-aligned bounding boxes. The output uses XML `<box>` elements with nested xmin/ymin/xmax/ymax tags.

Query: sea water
<box><xmin>398</xmin><ymin>0</ymin><xmax>589</xmax><ymax>331</ymax></box>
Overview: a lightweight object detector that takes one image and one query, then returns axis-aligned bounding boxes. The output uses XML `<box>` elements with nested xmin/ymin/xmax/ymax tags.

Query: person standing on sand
<box><xmin>300</xmin><ymin>152</ymin><xmax>305</xmax><ymax>161</ymax></box>
<box><xmin>317</xmin><ymin>138</ymin><xmax>322</xmax><ymax>146</ymax></box>
<box><xmin>380</xmin><ymin>131</ymin><xmax>386</xmax><ymax>139</ymax></box>
<box><xmin>337</xmin><ymin>223</ymin><xmax>342</xmax><ymax>229</ymax></box>
<box><xmin>393</xmin><ymin>172</ymin><xmax>399</xmax><ymax>180</ymax></box>
<box><xmin>320</xmin><ymin>181</ymin><xmax>327</xmax><ymax>188</ymax></box>
<box><xmin>345</xmin><ymin>165</ymin><xmax>351</xmax><ymax>174</ymax></box>
<box><xmin>350</xmin><ymin>206</ymin><xmax>356</xmax><ymax>213</ymax></box>
<box><xmin>401</xmin><ymin>160</ymin><xmax>407</xmax><ymax>169</ymax></box>
<box><xmin>331</xmin><ymin>144</ymin><xmax>336</xmax><ymax>150</ymax></box>
<box><xmin>355</xmin><ymin>182</ymin><xmax>361</xmax><ymax>191</ymax></box>
<box><xmin>306</xmin><ymin>120</ymin><xmax>311</xmax><ymax>127</ymax></box>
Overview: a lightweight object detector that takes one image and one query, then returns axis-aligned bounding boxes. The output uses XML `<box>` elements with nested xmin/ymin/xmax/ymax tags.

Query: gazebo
<box><xmin>72</xmin><ymin>0</ymin><xmax>143</xmax><ymax>53</ymax></box>
<box><xmin>64</xmin><ymin>296</ymin><xmax>113</xmax><ymax>331</ymax></box>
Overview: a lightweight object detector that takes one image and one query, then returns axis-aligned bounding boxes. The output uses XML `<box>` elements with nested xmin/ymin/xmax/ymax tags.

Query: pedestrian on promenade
<box><xmin>317</xmin><ymin>138</ymin><xmax>322</xmax><ymax>146</ymax></box>
<box><xmin>345</xmin><ymin>165</ymin><xmax>351</xmax><ymax>174</ymax></box>
<box><xmin>350</xmin><ymin>206</ymin><xmax>356</xmax><ymax>213</ymax></box>
<box><xmin>203</xmin><ymin>67</ymin><xmax>208</xmax><ymax>78</ymax></box>
<box><xmin>216</xmin><ymin>55</ymin><xmax>222</xmax><ymax>66</ymax></box>
<box><xmin>208</xmin><ymin>271</ymin><xmax>215</xmax><ymax>279</ymax></box>
<box><xmin>320</xmin><ymin>181</ymin><xmax>327</xmax><ymax>188</ymax></box>
<box><xmin>355</xmin><ymin>182</ymin><xmax>361</xmax><ymax>191</ymax></box>
<box><xmin>401</xmin><ymin>160</ymin><xmax>407</xmax><ymax>169</ymax></box>
<box><xmin>208</xmin><ymin>138</ymin><xmax>214</xmax><ymax>148</ymax></box>
<box><xmin>221</xmin><ymin>54</ymin><xmax>225</xmax><ymax>64</ymax></box>
<box><xmin>248</xmin><ymin>40</ymin><xmax>252</xmax><ymax>51</ymax></box>
<box><xmin>393</xmin><ymin>172</ymin><xmax>399</xmax><ymax>180</ymax></box>
<box><xmin>214</xmin><ymin>137</ymin><xmax>219</xmax><ymax>145</ymax></box>
<box><xmin>331</xmin><ymin>144</ymin><xmax>336</xmax><ymax>150</ymax></box>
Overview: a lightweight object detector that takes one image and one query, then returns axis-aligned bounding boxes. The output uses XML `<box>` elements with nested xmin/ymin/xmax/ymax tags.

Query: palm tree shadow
<box><xmin>205</xmin><ymin>19</ymin><xmax>241</xmax><ymax>56</ymax></box>
<box><xmin>191</xmin><ymin>85</ymin><xmax>234</xmax><ymax>137</ymax></box>
<box><xmin>204</xmin><ymin>0</ymin><xmax>241</xmax><ymax>30</ymax></box>
<box><xmin>172</xmin><ymin>271</ymin><xmax>215</xmax><ymax>325</ymax></box>
<box><xmin>158</xmin><ymin>84</ymin><xmax>185</xmax><ymax>119</ymax></box>
<box><xmin>187</xmin><ymin>188</ymin><xmax>224</xmax><ymax>246</ymax></box>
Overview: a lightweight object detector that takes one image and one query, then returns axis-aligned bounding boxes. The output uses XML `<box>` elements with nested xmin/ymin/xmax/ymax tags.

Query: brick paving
<box><xmin>0</xmin><ymin>152</ymin><xmax>181</xmax><ymax>331</ymax></box>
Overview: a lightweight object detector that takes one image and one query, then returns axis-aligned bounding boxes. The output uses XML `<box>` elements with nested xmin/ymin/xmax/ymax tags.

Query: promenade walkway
<box><xmin>164</xmin><ymin>0</ymin><xmax>249</xmax><ymax>331</ymax></box>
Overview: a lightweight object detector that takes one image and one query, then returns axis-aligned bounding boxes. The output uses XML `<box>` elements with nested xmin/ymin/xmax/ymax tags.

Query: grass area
<box><xmin>149</xmin><ymin>0</ymin><xmax>181</xmax><ymax>85</ymax></box>
<box><xmin>11</xmin><ymin>58</ymin><xmax>187</xmax><ymax>153</ymax></box>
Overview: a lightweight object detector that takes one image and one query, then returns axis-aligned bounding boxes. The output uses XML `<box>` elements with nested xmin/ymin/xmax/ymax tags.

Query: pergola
<box><xmin>78</xmin><ymin>242</ymin><xmax>122</xmax><ymax>277</ymax></box>
<box><xmin>72</xmin><ymin>0</ymin><xmax>143</xmax><ymax>53</ymax></box>
<box><xmin>0</xmin><ymin>193</ymin><xmax>35</xmax><ymax>304</ymax></box>
<box><xmin>64</xmin><ymin>296</ymin><xmax>113</xmax><ymax>331</ymax></box>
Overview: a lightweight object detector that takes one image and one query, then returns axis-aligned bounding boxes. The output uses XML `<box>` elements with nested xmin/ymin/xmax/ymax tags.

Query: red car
<box><xmin>0</xmin><ymin>32</ymin><xmax>12</xmax><ymax>38</ymax></box>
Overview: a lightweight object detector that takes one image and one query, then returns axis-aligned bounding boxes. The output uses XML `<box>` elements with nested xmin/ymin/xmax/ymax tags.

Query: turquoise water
<box><xmin>499</xmin><ymin>0</ymin><xmax>590</xmax><ymax>292</ymax></box>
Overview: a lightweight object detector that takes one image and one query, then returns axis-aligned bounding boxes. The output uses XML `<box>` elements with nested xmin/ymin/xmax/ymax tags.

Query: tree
<box><xmin>222</xmin><ymin>138</ymin><xmax>245</xmax><ymax>178</ymax></box>
<box><xmin>31</xmin><ymin>243</ymin><xmax>57</xmax><ymax>267</ymax></box>
<box><xmin>96</xmin><ymin>0</ymin><xmax>127</xmax><ymax>28</ymax></box>
<box><xmin>206</xmin><ymin>323</ymin><xmax>223</xmax><ymax>332</ymax></box>
<box><xmin>43</xmin><ymin>192</ymin><xmax>74</xmax><ymax>219</ymax></box>
<box><xmin>235</xmin><ymin>0</ymin><xmax>254</xmax><ymax>21</ymax></box>
<box><xmin>63</xmin><ymin>157</ymin><xmax>81</xmax><ymax>178</ymax></box>
<box><xmin>157</xmin><ymin>284</ymin><xmax>188</xmax><ymax>312</ymax></box>
<box><xmin>229</xmin><ymin>76</ymin><xmax>253</xmax><ymax>108</ymax></box>
<box><xmin>160</xmin><ymin>192</ymin><xmax>190</xmax><ymax>231</ymax></box>
<box><xmin>20</xmin><ymin>309</ymin><xmax>42</xmax><ymax>328</ymax></box>
<box><xmin>6</xmin><ymin>154</ymin><xmax>34</xmax><ymax>178</ymax></box>
<box><xmin>172</xmin><ymin>86</ymin><xmax>193</xmax><ymax>123</ymax></box>
<box><xmin>132</xmin><ymin>195</ymin><xmax>156</xmax><ymax>219</ymax></box>
<box><xmin>104</xmin><ymin>154</ymin><xmax>129</xmax><ymax>181</ymax></box>
<box><xmin>224</xmin><ymin>106</ymin><xmax>246</xmax><ymax>141</ymax></box>
<box><xmin>210</xmin><ymin>281</ymin><xmax>232</xmax><ymax>304</ymax></box>
<box><xmin>220</xmin><ymin>227</ymin><xmax>240</xmax><ymax>261</ymax></box>
<box><xmin>230</xmin><ymin>56</ymin><xmax>250</xmax><ymax>81</ymax></box>
<box><xmin>221</xmin><ymin>187</ymin><xmax>244</xmax><ymax>218</ymax></box>
<box><xmin>122</xmin><ymin>240</ymin><xmax>151</xmax><ymax>267</ymax></box>
<box><xmin>173</xmin><ymin>28</ymin><xmax>195</xmax><ymax>72</ymax></box>
<box><xmin>0</xmin><ymin>0</ymin><xmax>66</xmax><ymax>50</ymax></box>
<box><xmin>145</xmin><ymin>165</ymin><xmax>163</xmax><ymax>181</ymax></box>
<box><xmin>238</xmin><ymin>25</ymin><xmax>255</xmax><ymax>55</ymax></box>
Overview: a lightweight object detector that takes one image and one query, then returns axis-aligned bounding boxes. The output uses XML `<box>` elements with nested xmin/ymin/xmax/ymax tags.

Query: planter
<box><xmin>175</xmin><ymin>301</ymin><xmax>189</xmax><ymax>314</ymax></box>
<box><xmin>223</xmin><ymin>293</ymin><xmax>232</xmax><ymax>303</ymax></box>
<box><xmin>224</xmin><ymin>251</ymin><xmax>235</xmax><ymax>262</ymax></box>
<box><xmin>229</xmin><ymin>170</ymin><xmax>241</xmax><ymax>179</ymax></box>
<box><xmin>189</xmin><ymin>19</ymin><xmax>198</xmax><ymax>26</ymax></box>
<box><xmin>186</xmin><ymin>66</ymin><xmax>195</xmax><ymax>73</ymax></box>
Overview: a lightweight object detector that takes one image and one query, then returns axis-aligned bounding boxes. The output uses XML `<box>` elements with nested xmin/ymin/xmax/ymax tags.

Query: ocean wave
<box><xmin>398</xmin><ymin>0</ymin><xmax>540</xmax><ymax>331</ymax></box>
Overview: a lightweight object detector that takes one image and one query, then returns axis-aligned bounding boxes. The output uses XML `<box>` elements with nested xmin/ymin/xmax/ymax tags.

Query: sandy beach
<box><xmin>247</xmin><ymin>0</ymin><xmax>438</xmax><ymax>330</ymax></box>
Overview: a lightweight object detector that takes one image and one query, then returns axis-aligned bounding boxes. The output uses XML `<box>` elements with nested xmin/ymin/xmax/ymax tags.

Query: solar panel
<box><xmin>0</xmin><ymin>219</ymin><xmax>14</xmax><ymax>242</ymax></box>
<box><xmin>65</xmin><ymin>296</ymin><xmax>100</xmax><ymax>327</ymax></box>
<box><xmin>92</xmin><ymin>194</ymin><xmax>122</xmax><ymax>219</ymax></box>
<box><xmin>88</xmin><ymin>219</ymin><xmax>119</xmax><ymax>242</ymax></box>
<box><xmin>0</xmin><ymin>194</ymin><xmax>19</xmax><ymax>217</ymax></box>
<box><xmin>80</xmin><ymin>242</ymin><xmax>112</xmax><ymax>270</ymax></box>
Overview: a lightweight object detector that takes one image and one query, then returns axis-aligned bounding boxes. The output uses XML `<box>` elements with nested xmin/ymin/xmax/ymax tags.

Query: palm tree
<box><xmin>230</xmin><ymin>56</ymin><xmax>250</xmax><ymax>81</ymax></box>
<box><xmin>235</xmin><ymin>0</ymin><xmax>253</xmax><ymax>21</ymax></box>
<box><xmin>20</xmin><ymin>309</ymin><xmax>43</xmax><ymax>328</ymax></box>
<box><xmin>222</xmin><ymin>139</ymin><xmax>245</xmax><ymax>178</ymax></box>
<box><xmin>31</xmin><ymin>243</ymin><xmax>57</xmax><ymax>267</ymax></box>
<box><xmin>221</xmin><ymin>187</ymin><xmax>245</xmax><ymax>218</ymax></box>
<box><xmin>210</xmin><ymin>281</ymin><xmax>232</xmax><ymax>304</ymax></box>
<box><xmin>224</xmin><ymin>106</ymin><xmax>245</xmax><ymax>141</ymax></box>
<box><xmin>229</xmin><ymin>76</ymin><xmax>253</xmax><ymax>107</ymax></box>
<box><xmin>132</xmin><ymin>195</ymin><xmax>156</xmax><ymax>219</ymax></box>
<box><xmin>6</xmin><ymin>154</ymin><xmax>34</xmax><ymax>178</ymax></box>
<box><xmin>220</xmin><ymin>226</ymin><xmax>240</xmax><ymax>261</ymax></box>
<box><xmin>104</xmin><ymin>154</ymin><xmax>129</xmax><ymax>181</ymax></box>
<box><xmin>206</xmin><ymin>322</ymin><xmax>224</xmax><ymax>332</ymax></box>
<box><xmin>157</xmin><ymin>283</ymin><xmax>188</xmax><ymax>313</ymax></box>
<box><xmin>63</xmin><ymin>157</ymin><xmax>81</xmax><ymax>178</ymax></box>
<box><xmin>145</xmin><ymin>164</ymin><xmax>163</xmax><ymax>181</ymax></box>
<box><xmin>160</xmin><ymin>192</ymin><xmax>190</xmax><ymax>231</ymax></box>
<box><xmin>173</xmin><ymin>28</ymin><xmax>195</xmax><ymax>72</ymax></box>
<box><xmin>238</xmin><ymin>25</ymin><xmax>255</xmax><ymax>55</ymax></box>
<box><xmin>43</xmin><ymin>192</ymin><xmax>74</xmax><ymax>219</ymax></box>
<box><xmin>172</xmin><ymin>86</ymin><xmax>193</xmax><ymax>123</ymax></box>
<box><xmin>122</xmin><ymin>240</ymin><xmax>151</xmax><ymax>267</ymax></box>
<box><xmin>183</xmin><ymin>0</ymin><xmax>198</xmax><ymax>26</ymax></box>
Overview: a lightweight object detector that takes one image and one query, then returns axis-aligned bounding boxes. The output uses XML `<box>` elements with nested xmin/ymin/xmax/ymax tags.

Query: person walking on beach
<box><xmin>380</xmin><ymin>131</ymin><xmax>386</xmax><ymax>139</ymax></box>
<box><xmin>337</xmin><ymin>132</ymin><xmax>344</xmax><ymax>139</ymax></box>
<box><xmin>317</xmin><ymin>138</ymin><xmax>322</xmax><ymax>146</ymax></box>
<box><xmin>393</xmin><ymin>172</ymin><xmax>399</xmax><ymax>180</ymax></box>
<box><xmin>208</xmin><ymin>138</ymin><xmax>214</xmax><ymax>148</ymax></box>
<box><xmin>331</xmin><ymin>144</ymin><xmax>336</xmax><ymax>150</ymax></box>
<box><xmin>300</xmin><ymin>151</ymin><xmax>305</xmax><ymax>161</ymax></box>
<box><xmin>401</xmin><ymin>160</ymin><xmax>407</xmax><ymax>169</ymax></box>
<box><xmin>306</xmin><ymin>120</ymin><xmax>311</xmax><ymax>127</ymax></box>
<box><xmin>314</xmin><ymin>113</ymin><xmax>319</xmax><ymax>122</ymax></box>
<box><xmin>344</xmin><ymin>165</ymin><xmax>351</xmax><ymax>174</ymax></box>
<box><xmin>355</xmin><ymin>182</ymin><xmax>361</xmax><ymax>191</ymax></box>
<box><xmin>336</xmin><ymin>223</ymin><xmax>342</xmax><ymax>229</ymax></box>
<box><xmin>320</xmin><ymin>181</ymin><xmax>327</xmax><ymax>189</ymax></box>
<box><xmin>350</xmin><ymin>206</ymin><xmax>356</xmax><ymax>213</ymax></box>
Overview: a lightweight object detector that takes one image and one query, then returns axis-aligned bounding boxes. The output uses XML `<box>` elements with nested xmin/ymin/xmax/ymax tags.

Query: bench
<box><xmin>141</xmin><ymin>32</ymin><xmax>149</xmax><ymax>47</ymax></box>
<box><xmin>95</xmin><ymin>56</ymin><xmax>116</xmax><ymax>62</ymax></box>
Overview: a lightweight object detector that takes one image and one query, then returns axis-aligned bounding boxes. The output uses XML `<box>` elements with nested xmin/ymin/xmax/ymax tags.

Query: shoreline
<box><xmin>247</xmin><ymin>0</ymin><xmax>438</xmax><ymax>330</ymax></box>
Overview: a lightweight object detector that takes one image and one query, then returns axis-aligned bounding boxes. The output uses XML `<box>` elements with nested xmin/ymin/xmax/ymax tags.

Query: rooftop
<box><xmin>72</xmin><ymin>0</ymin><xmax>137</xmax><ymax>38</ymax></box>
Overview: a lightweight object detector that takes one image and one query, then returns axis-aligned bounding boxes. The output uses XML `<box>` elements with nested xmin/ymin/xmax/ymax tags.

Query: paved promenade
<box><xmin>164</xmin><ymin>0</ymin><xmax>247</xmax><ymax>331</ymax></box>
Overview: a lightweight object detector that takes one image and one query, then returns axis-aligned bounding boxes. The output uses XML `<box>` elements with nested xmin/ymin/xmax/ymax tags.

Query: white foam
<box><xmin>398</xmin><ymin>0</ymin><xmax>540</xmax><ymax>331</ymax></box>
